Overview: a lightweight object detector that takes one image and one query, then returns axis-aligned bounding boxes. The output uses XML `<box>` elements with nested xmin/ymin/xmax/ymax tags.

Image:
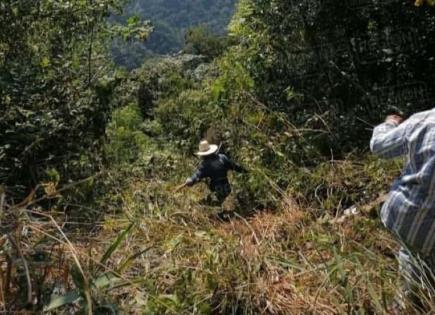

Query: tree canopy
<box><xmin>111</xmin><ymin>0</ymin><xmax>237</xmax><ymax>68</ymax></box>
<box><xmin>0</xmin><ymin>0</ymin><xmax>150</xmax><ymax>198</ymax></box>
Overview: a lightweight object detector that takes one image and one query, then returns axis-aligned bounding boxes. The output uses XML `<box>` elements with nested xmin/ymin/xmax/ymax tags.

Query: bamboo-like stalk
<box><xmin>8</xmin><ymin>235</ymin><xmax>32</xmax><ymax>305</ymax></box>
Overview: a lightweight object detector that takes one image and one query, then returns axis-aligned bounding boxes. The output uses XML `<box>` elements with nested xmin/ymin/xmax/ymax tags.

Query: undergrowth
<box><xmin>2</xmin><ymin>34</ymin><xmax>432</xmax><ymax>315</ymax></box>
<box><xmin>3</xmin><ymin>0</ymin><xmax>435</xmax><ymax>313</ymax></box>
<box><xmin>2</xmin><ymin>93</ymin><xmax>430</xmax><ymax>315</ymax></box>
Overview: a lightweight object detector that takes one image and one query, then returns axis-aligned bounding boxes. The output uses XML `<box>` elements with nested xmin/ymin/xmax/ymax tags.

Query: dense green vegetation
<box><xmin>2</xmin><ymin>0</ymin><xmax>435</xmax><ymax>314</ymax></box>
<box><xmin>111</xmin><ymin>0</ymin><xmax>237</xmax><ymax>68</ymax></box>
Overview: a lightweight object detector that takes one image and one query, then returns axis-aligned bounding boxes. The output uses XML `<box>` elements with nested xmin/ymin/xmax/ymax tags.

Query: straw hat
<box><xmin>196</xmin><ymin>140</ymin><xmax>218</xmax><ymax>156</ymax></box>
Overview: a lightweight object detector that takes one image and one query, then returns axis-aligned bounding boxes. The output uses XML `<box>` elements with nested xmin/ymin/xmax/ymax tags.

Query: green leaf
<box><xmin>100</xmin><ymin>222</ymin><xmax>134</xmax><ymax>266</ymax></box>
<box><xmin>117</xmin><ymin>247</ymin><xmax>153</xmax><ymax>273</ymax></box>
<box><xmin>164</xmin><ymin>234</ymin><xmax>184</xmax><ymax>254</ymax></box>
<box><xmin>127</xmin><ymin>15</ymin><xmax>140</xmax><ymax>26</ymax></box>
<box><xmin>71</xmin><ymin>265</ymin><xmax>85</xmax><ymax>292</ymax></box>
<box><xmin>93</xmin><ymin>273</ymin><xmax>121</xmax><ymax>289</ymax></box>
<box><xmin>40</xmin><ymin>57</ymin><xmax>50</xmax><ymax>68</ymax></box>
<box><xmin>366</xmin><ymin>277</ymin><xmax>384</xmax><ymax>312</ymax></box>
<box><xmin>43</xmin><ymin>291</ymin><xmax>81</xmax><ymax>312</ymax></box>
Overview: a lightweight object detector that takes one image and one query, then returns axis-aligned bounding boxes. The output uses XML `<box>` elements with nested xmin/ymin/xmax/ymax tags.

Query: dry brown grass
<box><xmin>2</xmin><ymin>156</ymin><xmax>430</xmax><ymax>314</ymax></box>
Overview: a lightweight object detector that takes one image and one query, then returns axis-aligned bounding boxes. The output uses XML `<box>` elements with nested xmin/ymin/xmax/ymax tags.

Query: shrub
<box><xmin>105</xmin><ymin>104</ymin><xmax>151</xmax><ymax>164</ymax></box>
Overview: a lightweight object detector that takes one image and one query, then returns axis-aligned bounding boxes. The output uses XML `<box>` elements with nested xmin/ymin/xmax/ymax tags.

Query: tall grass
<box><xmin>1</xmin><ymin>103</ymin><xmax>431</xmax><ymax>314</ymax></box>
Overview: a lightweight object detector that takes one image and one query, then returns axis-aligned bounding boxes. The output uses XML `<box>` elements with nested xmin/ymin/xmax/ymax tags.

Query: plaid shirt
<box><xmin>371</xmin><ymin>109</ymin><xmax>435</xmax><ymax>257</ymax></box>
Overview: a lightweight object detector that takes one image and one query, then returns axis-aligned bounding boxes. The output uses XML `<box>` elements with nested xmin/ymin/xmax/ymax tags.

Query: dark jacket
<box><xmin>186</xmin><ymin>153</ymin><xmax>245</xmax><ymax>190</ymax></box>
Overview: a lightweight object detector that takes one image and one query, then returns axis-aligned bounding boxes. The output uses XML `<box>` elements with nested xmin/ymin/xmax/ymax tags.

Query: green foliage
<box><xmin>157</xmin><ymin>90</ymin><xmax>222</xmax><ymax>149</ymax></box>
<box><xmin>211</xmin><ymin>49</ymin><xmax>254</xmax><ymax>101</ymax></box>
<box><xmin>85</xmin><ymin>151</ymin><xmax>408</xmax><ymax>313</ymax></box>
<box><xmin>105</xmin><ymin>104</ymin><xmax>151</xmax><ymax>164</ymax></box>
<box><xmin>4</xmin><ymin>0</ymin><xmax>435</xmax><ymax>313</ymax></box>
<box><xmin>111</xmin><ymin>0</ymin><xmax>237</xmax><ymax>68</ymax></box>
<box><xmin>415</xmin><ymin>0</ymin><xmax>435</xmax><ymax>6</ymax></box>
<box><xmin>108</xmin><ymin>15</ymin><xmax>152</xmax><ymax>41</ymax></box>
<box><xmin>227</xmin><ymin>0</ymin><xmax>435</xmax><ymax>153</ymax></box>
<box><xmin>0</xmin><ymin>0</ymin><xmax>147</xmax><ymax>199</ymax></box>
<box><xmin>183</xmin><ymin>25</ymin><xmax>235</xmax><ymax>61</ymax></box>
<box><xmin>100</xmin><ymin>222</ymin><xmax>135</xmax><ymax>267</ymax></box>
<box><xmin>227</xmin><ymin>0</ymin><xmax>253</xmax><ymax>37</ymax></box>
<box><xmin>135</xmin><ymin>54</ymin><xmax>211</xmax><ymax>119</ymax></box>
<box><xmin>44</xmin><ymin>256</ymin><xmax>125</xmax><ymax>313</ymax></box>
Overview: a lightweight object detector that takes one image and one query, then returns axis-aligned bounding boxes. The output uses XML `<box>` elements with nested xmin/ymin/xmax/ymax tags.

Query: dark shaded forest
<box><xmin>1</xmin><ymin>0</ymin><xmax>435</xmax><ymax>313</ymax></box>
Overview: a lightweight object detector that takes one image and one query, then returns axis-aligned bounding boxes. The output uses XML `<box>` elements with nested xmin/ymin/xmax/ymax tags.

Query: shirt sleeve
<box><xmin>370</xmin><ymin>120</ymin><xmax>411</xmax><ymax>159</ymax></box>
<box><xmin>221</xmin><ymin>154</ymin><xmax>247</xmax><ymax>173</ymax></box>
<box><xmin>186</xmin><ymin>163</ymin><xmax>207</xmax><ymax>186</ymax></box>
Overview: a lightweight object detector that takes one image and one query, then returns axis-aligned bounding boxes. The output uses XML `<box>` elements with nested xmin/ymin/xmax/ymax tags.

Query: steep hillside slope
<box><xmin>3</xmin><ymin>0</ymin><xmax>435</xmax><ymax>314</ymax></box>
<box><xmin>112</xmin><ymin>0</ymin><xmax>236</xmax><ymax>68</ymax></box>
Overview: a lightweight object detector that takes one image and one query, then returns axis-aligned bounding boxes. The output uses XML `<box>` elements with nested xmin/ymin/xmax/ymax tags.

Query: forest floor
<box><xmin>5</xmin><ymin>150</ymin><xmax>432</xmax><ymax>314</ymax></box>
<box><xmin>6</xmin><ymin>100</ymin><xmax>427</xmax><ymax>310</ymax></box>
<box><xmin>25</xmin><ymin>163</ymin><xmax>406</xmax><ymax>314</ymax></box>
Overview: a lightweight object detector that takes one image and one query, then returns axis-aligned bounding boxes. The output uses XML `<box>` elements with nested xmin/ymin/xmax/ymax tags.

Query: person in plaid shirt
<box><xmin>371</xmin><ymin>110</ymin><xmax>435</xmax><ymax>310</ymax></box>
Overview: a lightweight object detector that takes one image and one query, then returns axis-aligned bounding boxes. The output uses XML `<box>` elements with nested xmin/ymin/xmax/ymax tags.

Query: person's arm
<box><xmin>221</xmin><ymin>154</ymin><xmax>247</xmax><ymax>173</ymax></box>
<box><xmin>185</xmin><ymin>163</ymin><xmax>206</xmax><ymax>187</ymax></box>
<box><xmin>370</xmin><ymin>115</ymin><xmax>410</xmax><ymax>159</ymax></box>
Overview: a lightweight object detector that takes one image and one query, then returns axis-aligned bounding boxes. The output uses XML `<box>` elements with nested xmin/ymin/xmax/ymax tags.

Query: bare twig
<box><xmin>10</xmin><ymin>172</ymin><xmax>103</xmax><ymax>211</ymax></box>
<box><xmin>87</xmin><ymin>0</ymin><xmax>95</xmax><ymax>87</ymax></box>
<box><xmin>3</xmin><ymin>254</ymin><xmax>12</xmax><ymax>310</ymax></box>
<box><xmin>8</xmin><ymin>235</ymin><xmax>32</xmax><ymax>305</ymax></box>
<box><xmin>0</xmin><ymin>255</ymin><xmax>7</xmax><ymax>312</ymax></box>
<box><xmin>0</xmin><ymin>189</ymin><xmax>5</xmax><ymax>223</ymax></box>
<box><xmin>233</xmin><ymin>212</ymin><xmax>260</xmax><ymax>245</ymax></box>
<box><xmin>25</xmin><ymin>210</ymin><xmax>93</xmax><ymax>314</ymax></box>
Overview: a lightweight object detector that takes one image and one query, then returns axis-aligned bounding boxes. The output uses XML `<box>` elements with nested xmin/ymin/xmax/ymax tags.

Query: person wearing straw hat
<box><xmin>179</xmin><ymin>140</ymin><xmax>246</xmax><ymax>206</ymax></box>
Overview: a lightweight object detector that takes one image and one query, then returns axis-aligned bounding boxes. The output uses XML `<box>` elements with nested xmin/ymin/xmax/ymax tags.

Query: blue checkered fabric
<box><xmin>371</xmin><ymin>109</ymin><xmax>435</xmax><ymax>257</ymax></box>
